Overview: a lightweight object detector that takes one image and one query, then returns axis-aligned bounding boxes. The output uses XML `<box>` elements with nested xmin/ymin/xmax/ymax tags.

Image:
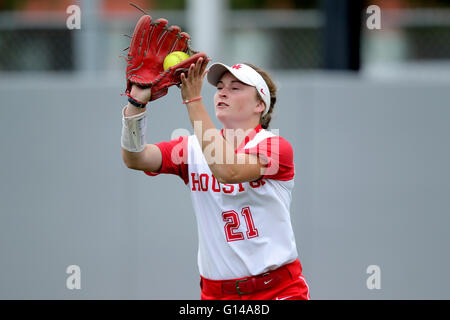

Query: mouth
<box><xmin>216</xmin><ymin>102</ymin><xmax>229</xmax><ymax>108</ymax></box>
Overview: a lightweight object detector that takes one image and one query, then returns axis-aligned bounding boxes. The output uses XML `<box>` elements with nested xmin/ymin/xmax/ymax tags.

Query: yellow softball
<box><xmin>163</xmin><ymin>51</ymin><xmax>190</xmax><ymax>71</ymax></box>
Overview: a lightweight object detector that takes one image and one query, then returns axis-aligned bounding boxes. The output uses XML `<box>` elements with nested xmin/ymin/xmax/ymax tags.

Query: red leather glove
<box><xmin>125</xmin><ymin>15</ymin><xmax>207</xmax><ymax>101</ymax></box>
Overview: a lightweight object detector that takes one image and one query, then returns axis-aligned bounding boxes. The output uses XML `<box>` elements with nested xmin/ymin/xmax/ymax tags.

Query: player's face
<box><xmin>214</xmin><ymin>72</ymin><xmax>263</xmax><ymax>126</ymax></box>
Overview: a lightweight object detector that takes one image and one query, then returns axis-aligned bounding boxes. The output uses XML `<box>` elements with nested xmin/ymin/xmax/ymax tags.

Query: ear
<box><xmin>254</xmin><ymin>100</ymin><xmax>266</xmax><ymax>115</ymax></box>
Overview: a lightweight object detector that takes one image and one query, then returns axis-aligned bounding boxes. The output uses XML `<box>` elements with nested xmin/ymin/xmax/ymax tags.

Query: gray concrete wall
<box><xmin>0</xmin><ymin>71</ymin><xmax>449</xmax><ymax>299</ymax></box>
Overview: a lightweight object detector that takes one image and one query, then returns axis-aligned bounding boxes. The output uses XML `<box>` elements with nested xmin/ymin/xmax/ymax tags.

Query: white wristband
<box><xmin>121</xmin><ymin>106</ymin><xmax>147</xmax><ymax>152</ymax></box>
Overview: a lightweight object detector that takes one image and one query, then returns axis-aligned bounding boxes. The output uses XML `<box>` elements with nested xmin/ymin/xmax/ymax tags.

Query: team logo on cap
<box><xmin>232</xmin><ymin>64</ymin><xmax>242</xmax><ymax>70</ymax></box>
<box><xmin>260</xmin><ymin>88</ymin><xmax>266</xmax><ymax>95</ymax></box>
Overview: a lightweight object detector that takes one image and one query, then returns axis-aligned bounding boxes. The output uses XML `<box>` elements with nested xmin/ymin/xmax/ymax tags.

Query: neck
<box><xmin>222</xmin><ymin>120</ymin><xmax>260</xmax><ymax>150</ymax></box>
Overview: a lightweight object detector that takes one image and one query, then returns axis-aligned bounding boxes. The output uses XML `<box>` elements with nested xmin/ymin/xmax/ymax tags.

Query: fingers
<box><xmin>194</xmin><ymin>58</ymin><xmax>203</xmax><ymax>77</ymax></box>
<box><xmin>187</xmin><ymin>61</ymin><xmax>199</xmax><ymax>79</ymax></box>
<box><xmin>187</xmin><ymin>57</ymin><xmax>210</xmax><ymax>79</ymax></box>
<box><xmin>187</xmin><ymin>62</ymin><xmax>195</xmax><ymax>79</ymax></box>
<box><xmin>200</xmin><ymin>57</ymin><xmax>210</xmax><ymax>77</ymax></box>
<box><xmin>182</xmin><ymin>56</ymin><xmax>210</xmax><ymax>90</ymax></box>
<box><xmin>202</xmin><ymin>67</ymin><xmax>210</xmax><ymax>78</ymax></box>
<box><xmin>180</xmin><ymin>72</ymin><xmax>188</xmax><ymax>94</ymax></box>
<box><xmin>180</xmin><ymin>58</ymin><xmax>206</xmax><ymax>100</ymax></box>
<box><xmin>180</xmin><ymin>72</ymin><xmax>187</xmax><ymax>86</ymax></box>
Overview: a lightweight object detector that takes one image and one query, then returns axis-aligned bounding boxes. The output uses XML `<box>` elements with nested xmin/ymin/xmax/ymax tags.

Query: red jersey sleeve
<box><xmin>144</xmin><ymin>136</ymin><xmax>189</xmax><ymax>185</ymax></box>
<box><xmin>238</xmin><ymin>136</ymin><xmax>295</xmax><ymax>181</ymax></box>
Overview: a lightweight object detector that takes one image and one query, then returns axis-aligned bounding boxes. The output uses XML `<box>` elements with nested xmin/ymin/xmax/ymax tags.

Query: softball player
<box><xmin>121</xmin><ymin>57</ymin><xmax>310</xmax><ymax>300</ymax></box>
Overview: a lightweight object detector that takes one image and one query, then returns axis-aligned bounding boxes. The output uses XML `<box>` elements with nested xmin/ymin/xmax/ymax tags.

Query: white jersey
<box><xmin>146</xmin><ymin>124</ymin><xmax>298</xmax><ymax>280</ymax></box>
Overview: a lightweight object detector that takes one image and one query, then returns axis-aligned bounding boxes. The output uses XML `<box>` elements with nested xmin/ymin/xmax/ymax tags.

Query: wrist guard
<box><xmin>121</xmin><ymin>106</ymin><xmax>147</xmax><ymax>152</ymax></box>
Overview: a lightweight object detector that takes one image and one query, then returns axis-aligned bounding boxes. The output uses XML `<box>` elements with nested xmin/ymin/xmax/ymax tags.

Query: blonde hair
<box><xmin>245</xmin><ymin>63</ymin><xmax>277</xmax><ymax>129</ymax></box>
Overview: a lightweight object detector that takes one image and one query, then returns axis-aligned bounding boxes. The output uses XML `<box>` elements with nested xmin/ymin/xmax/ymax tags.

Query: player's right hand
<box><xmin>180</xmin><ymin>57</ymin><xmax>210</xmax><ymax>102</ymax></box>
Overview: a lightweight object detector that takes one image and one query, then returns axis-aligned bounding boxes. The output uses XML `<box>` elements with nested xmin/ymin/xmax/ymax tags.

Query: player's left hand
<box><xmin>180</xmin><ymin>57</ymin><xmax>210</xmax><ymax>102</ymax></box>
<box><xmin>125</xmin><ymin>14</ymin><xmax>207</xmax><ymax>102</ymax></box>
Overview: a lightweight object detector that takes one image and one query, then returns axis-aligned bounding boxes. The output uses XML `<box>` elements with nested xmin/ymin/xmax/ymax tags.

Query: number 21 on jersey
<box><xmin>222</xmin><ymin>206</ymin><xmax>259</xmax><ymax>242</ymax></box>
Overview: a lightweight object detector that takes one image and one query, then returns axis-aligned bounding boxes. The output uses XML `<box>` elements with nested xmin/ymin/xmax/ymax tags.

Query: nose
<box><xmin>219</xmin><ymin>89</ymin><xmax>227</xmax><ymax>98</ymax></box>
